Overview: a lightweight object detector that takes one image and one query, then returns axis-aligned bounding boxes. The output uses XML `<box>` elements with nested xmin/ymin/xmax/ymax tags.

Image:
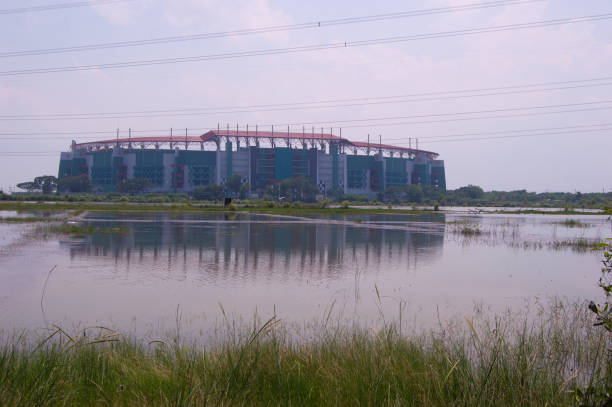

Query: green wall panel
<box><xmin>331</xmin><ymin>144</ymin><xmax>339</xmax><ymax>192</ymax></box>
<box><xmin>274</xmin><ymin>148</ymin><xmax>292</xmax><ymax>180</ymax></box>
<box><xmin>384</xmin><ymin>157</ymin><xmax>408</xmax><ymax>187</ymax></box>
<box><xmin>431</xmin><ymin>166</ymin><xmax>446</xmax><ymax>190</ymax></box>
<box><xmin>58</xmin><ymin>159</ymin><xmax>72</xmax><ymax>179</ymax></box>
<box><xmin>177</xmin><ymin>151</ymin><xmax>216</xmax><ymax>166</ymax></box>
<box><xmin>226</xmin><ymin>142</ymin><xmax>232</xmax><ymax>180</ymax></box>
<box><xmin>412</xmin><ymin>164</ymin><xmax>431</xmax><ymax>186</ymax></box>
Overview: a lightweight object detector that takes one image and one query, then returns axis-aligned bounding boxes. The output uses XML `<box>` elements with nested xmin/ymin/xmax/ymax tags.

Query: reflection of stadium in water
<box><xmin>63</xmin><ymin>214</ymin><xmax>445</xmax><ymax>282</ymax></box>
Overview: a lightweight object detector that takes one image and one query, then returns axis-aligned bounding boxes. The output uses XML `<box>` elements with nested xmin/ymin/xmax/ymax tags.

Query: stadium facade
<box><xmin>58</xmin><ymin>129</ymin><xmax>445</xmax><ymax>197</ymax></box>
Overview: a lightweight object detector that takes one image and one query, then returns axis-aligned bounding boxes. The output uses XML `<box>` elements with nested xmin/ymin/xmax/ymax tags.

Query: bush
<box><xmin>57</xmin><ymin>175</ymin><xmax>91</xmax><ymax>193</ymax></box>
<box><xmin>405</xmin><ymin>185</ymin><xmax>424</xmax><ymax>204</ymax></box>
<box><xmin>279</xmin><ymin>176</ymin><xmax>319</xmax><ymax>202</ymax></box>
<box><xmin>193</xmin><ymin>185</ymin><xmax>225</xmax><ymax>201</ymax></box>
<box><xmin>341</xmin><ymin>194</ymin><xmax>371</xmax><ymax>203</ymax></box>
<box><xmin>383</xmin><ymin>186</ymin><xmax>405</xmax><ymax>203</ymax></box>
<box><xmin>226</xmin><ymin>174</ymin><xmax>243</xmax><ymax>197</ymax></box>
<box><xmin>116</xmin><ymin>178</ymin><xmax>152</xmax><ymax>195</ymax></box>
<box><xmin>239</xmin><ymin>183</ymin><xmax>250</xmax><ymax>200</ymax></box>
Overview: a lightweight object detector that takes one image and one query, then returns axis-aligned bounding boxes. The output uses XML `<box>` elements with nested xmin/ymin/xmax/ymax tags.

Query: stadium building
<box><xmin>58</xmin><ymin>129</ymin><xmax>445</xmax><ymax>197</ymax></box>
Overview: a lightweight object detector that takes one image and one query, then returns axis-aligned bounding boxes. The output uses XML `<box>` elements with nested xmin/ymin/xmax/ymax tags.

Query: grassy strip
<box><xmin>0</xmin><ymin>303</ymin><xmax>608</xmax><ymax>406</ymax></box>
<box><xmin>36</xmin><ymin>223</ymin><xmax>130</xmax><ymax>236</ymax></box>
<box><xmin>2</xmin><ymin>201</ymin><xmax>609</xmax><ymax>216</ymax></box>
<box><xmin>0</xmin><ymin>201</ymin><xmax>432</xmax><ymax>216</ymax></box>
<box><xmin>0</xmin><ymin>217</ymin><xmax>59</xmax><ymax>223</ymax></box>
<box><xmin>490</xmin><ymin>208</ymin><xmax>608</xmax><ymax>215</ymax></box>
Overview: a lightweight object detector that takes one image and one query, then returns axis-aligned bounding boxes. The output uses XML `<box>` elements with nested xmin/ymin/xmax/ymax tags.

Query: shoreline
<box><xmin>1</xmin><ymin>200</ymin><xmax>610</xmax><ymax>216</ymax></box>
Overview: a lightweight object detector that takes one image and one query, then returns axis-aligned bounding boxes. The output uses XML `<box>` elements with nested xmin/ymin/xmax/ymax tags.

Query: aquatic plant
<box><xmin>549</xmin><ymin>239</ymin><xmax>598</xmax><ymax>251</ymax></box>
<box><xmin>447</xmin><ymin>220</ymin><xmax>482</xmax><ymax>236</ymax></box>
<box><xmin>574</xmin><ymin>242</ymin><xmax>612</xmax><ymax>405</ymax></box>
<box><xmin>555</xmin><ymin>219</ymin><xmax>591</xmax><ymax>228</ymax></box>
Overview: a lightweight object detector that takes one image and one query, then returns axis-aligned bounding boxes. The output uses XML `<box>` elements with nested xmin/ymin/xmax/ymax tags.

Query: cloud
<box><xmin>90</xmin><ymin>0</ymin><xmax>150</xmax><ymax>26</ymax></box>
<box><xmin>162</xmin><ymin>0</ymin><xmax>292</xmax><ymax>30</ymax></box>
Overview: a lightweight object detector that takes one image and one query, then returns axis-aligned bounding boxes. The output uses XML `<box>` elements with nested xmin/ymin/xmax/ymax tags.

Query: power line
<box><xmin>385</xmin><ymin>122</ymin><xmax>612</xmax><ymax>141</ymax></box>
<box><xmin>1</xmin><ymin>101</ymin><xmax>612</xmax><ymax>140</ymax></box>
<box><xmin>3</xmin><ymin>122</ymin><xmax>612</xmax><ymax>143</ymax></box>
<box><xmin>2</xmin><ymin>76</ymin><xmax>612</xmax><ymax>121</ymax></box>
<box><xmin>0</xmin><ymin>0</ymin><xmax>134</xmax><ymax>15</ymax></box>
<box><xmin>0</xmin><ymin>0</ymin><xmax>540</xmax><ymax>57</ymax></box>
<box><xmin>271</xmin><ymin>99</ymin><xmax>612</xmax><ymax>128</ymax></box>
<box><xmin>418</xmin><ymin>126</ymin><xmax>611</xmax><ymax>144</ymax></box>
<box><xmin>2</xmin><ymin>13</ymin><xmax>610</xmax><ymax>77</ymax></box>
<box><xmin>339</xmin><ymin>105</ymin><xmax>612</xmax><ymax>129</ymax></box>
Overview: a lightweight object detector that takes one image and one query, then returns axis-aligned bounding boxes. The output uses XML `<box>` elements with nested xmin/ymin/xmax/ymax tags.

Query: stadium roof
<box><xmin>71</xmin><ymin>130</ymin><xmax>438</xmax><ymax>158</ymax></box>
<box><xmin>201</xmin><ymin>129</ymin><xmax>343</xmax><ymax>142</ymax></box>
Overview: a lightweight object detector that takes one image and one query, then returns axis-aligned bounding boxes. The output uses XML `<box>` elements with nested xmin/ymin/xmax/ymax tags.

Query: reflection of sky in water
<box><xmin>0</xmin><ymin>211</ymin><xmax>609</xmax><ymax>337</ymax></box>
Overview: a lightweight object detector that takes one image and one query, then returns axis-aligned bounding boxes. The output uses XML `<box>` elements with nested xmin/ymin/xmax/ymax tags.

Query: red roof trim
<box><xmin>349</xmin><ymin>141</ymin><xmax>438</xmax><ymax>156</ymax></box>
<box><xmin>71</xmin><ymin>132</ymin><xmax>438</xmax><ymax>157</ymax></box>
<box><xmin>200</xmin><ymin>130</ymin><xmax>343</xmax><ymax>141</ymax></box>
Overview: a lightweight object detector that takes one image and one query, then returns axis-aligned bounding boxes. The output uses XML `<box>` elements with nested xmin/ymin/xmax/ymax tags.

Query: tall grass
<box><xmin>0</xmin><ymin>301</ymin><xmax>609</xmax><ymax>406</ymax></box>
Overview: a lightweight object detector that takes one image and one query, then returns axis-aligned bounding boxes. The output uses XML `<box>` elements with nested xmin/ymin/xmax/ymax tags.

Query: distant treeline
<box><xmin>2</xmin><ymin>181</ymin><xmax>611</xmax><ymax>209</ymax></box>
<box><xmin>372</xmin><ymin>184</ymin><xmax>612</xmax><ymax>209</ymax></box>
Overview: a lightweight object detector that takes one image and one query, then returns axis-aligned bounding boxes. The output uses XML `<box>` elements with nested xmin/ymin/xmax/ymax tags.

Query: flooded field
<box><xmin>0</xmin><ymin>209</ymin><xmax>610</xmax><ymax>339</ymax></box>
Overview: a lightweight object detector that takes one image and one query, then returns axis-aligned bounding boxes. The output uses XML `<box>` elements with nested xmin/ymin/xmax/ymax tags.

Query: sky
<box><xmin>0</xmin><ymin>0</ymin><xmax>611</xmax><ymax>193</ymax></box>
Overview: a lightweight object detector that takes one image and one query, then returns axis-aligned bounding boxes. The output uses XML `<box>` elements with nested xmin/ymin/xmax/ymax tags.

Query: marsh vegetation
<box><xmin>0</xmin><ymin>300</ymin><xmax>609</xmax><ymax>406</ymax></box>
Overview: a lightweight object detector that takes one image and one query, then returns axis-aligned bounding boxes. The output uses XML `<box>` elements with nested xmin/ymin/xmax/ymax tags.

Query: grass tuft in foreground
<box><xmin>0</xmin><ymin>301</ymin><xmax>609</xmax><ymax>406</ymax></box>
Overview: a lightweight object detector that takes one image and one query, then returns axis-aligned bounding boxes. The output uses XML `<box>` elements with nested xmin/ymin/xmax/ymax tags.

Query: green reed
<box><xmin>0</xmin><ymin>300</ymin><xmax>609</xmax><ymax>406</ymax></box>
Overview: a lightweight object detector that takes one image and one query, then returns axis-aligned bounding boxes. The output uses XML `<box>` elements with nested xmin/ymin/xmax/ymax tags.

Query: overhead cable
<box><xmin>2</xmin><ymin>76</ymin><xmax>612</xmax><ymax>121</ymax></box>
<box><xmin>0</xmin><ymin>0</ymin><xmax>540</xmax><ymax>57</ymax></box>
<box><xmin>1</xmin><ymin>13</ymin><xmax>610</xmax><ymax>76</ymax></box>
<box><xmin>0</xmin><ymin>0</ymin><xmax>134</xmax><ymax>15</ymax></box>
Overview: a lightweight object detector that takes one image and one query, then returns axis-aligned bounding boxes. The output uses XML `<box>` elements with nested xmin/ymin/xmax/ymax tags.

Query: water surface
<box><xmin>0</xmin><ymin>210</ymin><xmax>609</xmax><ymax>338</ymax></box>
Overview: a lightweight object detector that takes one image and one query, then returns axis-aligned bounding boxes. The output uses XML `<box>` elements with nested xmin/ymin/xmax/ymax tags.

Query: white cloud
<box><xmin>90</xmin><ymin>0</ymin><xmax>150</xmax><ymax>26</ymax></box>
<box><xmin>162</xmin><ymin>0</ymin><xmax>293</xmax><ymax>36</ymax></box>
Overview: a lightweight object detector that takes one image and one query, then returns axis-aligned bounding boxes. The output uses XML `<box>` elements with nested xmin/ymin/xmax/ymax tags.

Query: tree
<box><xmin>263</xmin><ymin>183</ymin><xmax>281</xmax><ymax>201</ymax></box>
<box><xmin>193</xmin><ymin>184</ymin><xmax>225</xmax><ymax>201</ymax></box>
<box><xmin>35</xmin><ymin>176</ymin><xmax>58</xmax><ymax>194</ymax></box>
<box><xmin>16</xmin><ymin>182</ymin><xmax>40</xmax><ymax>193</ymax></box>
<box><xmin>383</xmin><ymin>186</ymin><xmax>405</xmax><ymax>203</ymax></box>
<box><xmin>455</xmin><ymin>184</ymin><xmax>484</xmax><ymax>200</ymax></box>
<box><xmin>279</xmin><ymin>176</ymin><xmax>318</xmax><ymax>202</ymax></box>
<box><xmin>422</xmin><ymin>185</ymin><xmax>444</xmax><ymax>202</ymax></box>
<box><xmin>57</xmin><ymin>174</ymin><xmax>91</xmax><ymax>193</ymax></box>
<box><xmin>405</xmin><ymin>184</ymin><xmax>424</xmax><ymax>203</ymax></box>
<box><xmin>239</xmin><ymin>183</ymin><xmax>250</xmax><ymax>199</ymax></box>
<box><xmin>117</xmin><ymin>178</ymin><xmax>152</xmax><ymax>195</ymax></box>
<box><xmin>226</xmin><ymin>174</ymin><xmax>243</xmax><ymax>196</ymax></box>
<box><xmin>16</xmin><ymin>175</ymin><xmax>58</xmax><ymax>194</ymax></box>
